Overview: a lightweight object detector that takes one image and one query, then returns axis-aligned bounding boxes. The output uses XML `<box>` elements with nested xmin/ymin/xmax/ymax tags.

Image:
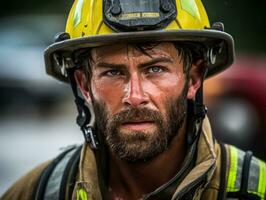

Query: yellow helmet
<box><xmin>45</xmin><ymin>0</ymin><xmax>234</xmax><ymax>83</ymax></box>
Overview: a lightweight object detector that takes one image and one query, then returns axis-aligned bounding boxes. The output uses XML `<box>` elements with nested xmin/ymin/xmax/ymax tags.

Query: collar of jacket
<box><xmin>72</xmin><ymin>116</ymin><xmax>217</xmax><ymax>200</ymax></box>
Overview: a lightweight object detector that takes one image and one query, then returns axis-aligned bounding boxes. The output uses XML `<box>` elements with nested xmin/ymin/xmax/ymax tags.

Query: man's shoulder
<box><xmin>1</xmin><ymin>160</ymin><xmax>51</xmax><ymax>200</ymax></box>
<box><xmin>1</xmin><ymin>144</ymin><xmax>82</xmax><ymax>200</ymax></box>
<box><xmin>224</xmin><ymin>144</ymin><xmax>266</xmax><ymax>199</ymax></box>
<box><xmin>204</xmin><ymin>142</ymin><xmax>266</xmax><ymax>200</ymax></box>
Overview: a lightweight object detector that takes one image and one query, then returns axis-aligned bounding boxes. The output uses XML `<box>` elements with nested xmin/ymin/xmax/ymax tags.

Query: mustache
<box><xmin>110</xmin><ymin>107</ymin><xmax>163</xmax><ymax>125</ymax></box>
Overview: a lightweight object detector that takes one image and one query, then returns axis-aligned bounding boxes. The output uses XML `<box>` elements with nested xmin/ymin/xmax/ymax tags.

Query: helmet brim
<box><xmin>44</xmin><ymin>29</ymin><xmax>235</xmax><ymax>83</ymax></box>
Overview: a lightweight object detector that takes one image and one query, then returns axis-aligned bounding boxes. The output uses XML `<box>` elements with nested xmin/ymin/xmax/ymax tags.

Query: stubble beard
<box><xmin>92</xmin><ymin>88</ymin><xmax>187</xmax><ymax>163</ymax></box>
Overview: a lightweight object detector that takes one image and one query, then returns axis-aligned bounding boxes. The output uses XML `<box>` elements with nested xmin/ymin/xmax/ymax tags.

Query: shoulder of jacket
<box><xmin>1</xmin><ymin>160</ymin><xmax>51</xmax><ymax>200</ymax></box>
<box><xmin>1</xmin><ymin>144</ymin><xmax>82</xmax><ymax>200</ymax></box>
<box><xmin>34</xmin><ymin>144</ymin><xmax>82</xmax><ymax>200</ymax></box>
<box><xmin>202</xmin><ymin>143</ymin><xmax>266</xmax><ymax>200</ymax></box>
<box><xmin>224</xmin><ymin>144</ymin><xmax>266</xmax><ymax>200</ymax></box>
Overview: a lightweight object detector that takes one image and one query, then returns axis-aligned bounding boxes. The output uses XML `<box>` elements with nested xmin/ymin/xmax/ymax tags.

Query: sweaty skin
<box><xmin>91</xmin><ymin>43</ymin><xmax>184</xmax><ymax>115</ymax></box>
<box><xmin>75</xmin><ymin>42</ymin><xmax>202</xmax><ymax>200</ymax></box>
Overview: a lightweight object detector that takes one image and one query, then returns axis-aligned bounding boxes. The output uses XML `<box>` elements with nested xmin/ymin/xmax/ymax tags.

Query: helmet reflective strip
<box><xmin>77</xmin><ymin>188</ymin><xmax>88</xmax><ymax>200</ymax></box>
<box><xmin>258</xmin><ymin>160</ymin><xmax>266</xmax><ymax>199</ymax></box>
<box><xmin>73</xmin><ymin>0</ymin><xmax>84</xmax><ymax>28</ymax></box>
<box><xmin>227</xmin><ymin>146</ymin><xmax>240</xmax><ymax>192</ymax></box>
<box><xmin>180</xmin><ymin>0</ymin><xmax>200</xmax><ymax>19</ymax></box>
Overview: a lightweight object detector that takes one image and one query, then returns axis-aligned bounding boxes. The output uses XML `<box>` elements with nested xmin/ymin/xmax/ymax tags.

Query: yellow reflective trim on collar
<box><xmin>258</xmin><ymin>160</ymin><xmax>266</xmax><ymax>200</ymax></box>
<box><xmin>227</xmin><ymin>146</ymin><xmax>239</xmax><ymax>192</ymax></box>
<box><xmin>77</xmin><ymin>188</ymin><xmax>88</xmax><ymax>200</ymax></box>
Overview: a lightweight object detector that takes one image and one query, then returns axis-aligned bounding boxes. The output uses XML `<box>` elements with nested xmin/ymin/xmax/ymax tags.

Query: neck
<box><xmin>108</xmin><ymin>123</ymin><xmax>187</xmax><ymax>200</ymax></box>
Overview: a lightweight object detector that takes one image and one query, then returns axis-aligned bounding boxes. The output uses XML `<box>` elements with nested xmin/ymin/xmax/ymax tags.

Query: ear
<box><xmin>187</xmin><ymin>60</ymin><xmax>204</xmax><ymax>100</ymax></box>
<box><xmin>74</xmin><ymin>69</ymin><xmax>91</xmax><ymax>103</ymax></box>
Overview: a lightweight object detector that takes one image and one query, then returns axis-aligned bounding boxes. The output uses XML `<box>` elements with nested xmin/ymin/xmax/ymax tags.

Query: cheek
<box><xmin>145</xmin><ymin>73</ymin><xmax>185</xmax><ymax>97</ymax></box>
<box><xmin>143</xmin><ymin>73</ymin><xmax>185</xmax><ymax>109</ymax></box>
<box><xmin>91</xmin><ymin>78</ymin><xmax>125</xmax><ymax>112</ymax></box>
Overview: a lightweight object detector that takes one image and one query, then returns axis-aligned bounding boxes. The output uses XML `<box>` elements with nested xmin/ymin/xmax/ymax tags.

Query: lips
<box><xmin>122</xmin><ymin>120</ymin><xmax>154</xmax><ymax>125</ymax></box>
<box><xmin>120</xmin><ymin>120</ymin><xmax>156</xmax><ymax>131</ymax></box>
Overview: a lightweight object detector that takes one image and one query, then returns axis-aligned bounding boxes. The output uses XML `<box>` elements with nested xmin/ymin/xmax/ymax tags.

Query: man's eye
<box><xmin>147</xmin><ymin>66</ymin><xmax>163</xmax><ymax>74</ymax></box>
<box><xmin>104</xmin><ymin>69</ymin><xmax>122</xmax><ymax>76</ymax></box>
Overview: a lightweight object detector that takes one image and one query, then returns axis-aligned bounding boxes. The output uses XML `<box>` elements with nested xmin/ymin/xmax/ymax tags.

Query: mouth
<box><xmin>120</xmin><ymin>120</ymin><xmax>155</xmax><ymax>131</ymax></box>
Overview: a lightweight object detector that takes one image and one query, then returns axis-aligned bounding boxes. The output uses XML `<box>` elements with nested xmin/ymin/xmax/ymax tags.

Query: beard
<box><xmin>91</xmin><ymin>87</ymin><xmax>188</xmax><ymax>163</ymax></box>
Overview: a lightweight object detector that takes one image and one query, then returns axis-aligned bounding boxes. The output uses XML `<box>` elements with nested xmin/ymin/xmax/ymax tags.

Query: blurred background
<box><xmin>0</xmin><ymin>0</ymin><xmax>265</xmax><ymax>195</ymax></box>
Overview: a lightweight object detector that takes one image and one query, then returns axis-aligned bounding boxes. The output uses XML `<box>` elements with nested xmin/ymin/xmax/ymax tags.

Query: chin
<box><xmin>109</xmin><ymin>130</ymin><xmax>168</xmax><ymax>163</ymax></box>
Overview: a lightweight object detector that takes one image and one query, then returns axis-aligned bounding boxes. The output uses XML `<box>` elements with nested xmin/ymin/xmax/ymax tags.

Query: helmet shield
<box><xmin>103</xmin><ymin>0</ymin><xmax>177</xmax><ymax>31</ymax></box>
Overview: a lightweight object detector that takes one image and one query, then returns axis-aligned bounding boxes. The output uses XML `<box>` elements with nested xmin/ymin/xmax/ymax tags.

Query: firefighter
<box><xmin>2</xmin><ymin>0</ymin><xmax>266</xmax><ymax>199</ymax></box>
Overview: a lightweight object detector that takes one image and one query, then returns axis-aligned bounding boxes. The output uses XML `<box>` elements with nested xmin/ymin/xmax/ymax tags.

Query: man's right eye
<box><xmin>104</xmin><ymin>69</ymin><xmax>122</xmax><ymax>76</ymax></box>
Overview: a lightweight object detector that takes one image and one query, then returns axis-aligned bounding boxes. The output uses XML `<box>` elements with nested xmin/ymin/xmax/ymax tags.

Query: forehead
<box><xmin>90</xmin><ymin>42</ymin><xmax>179</xmax><ymax>63</ymax></box>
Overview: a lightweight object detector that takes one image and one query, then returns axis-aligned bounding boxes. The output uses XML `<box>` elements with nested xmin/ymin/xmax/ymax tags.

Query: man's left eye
<box><xmin>147</xmin><ymin>66</ymin><xmax>163</xmax><ymax>73</ymax></box>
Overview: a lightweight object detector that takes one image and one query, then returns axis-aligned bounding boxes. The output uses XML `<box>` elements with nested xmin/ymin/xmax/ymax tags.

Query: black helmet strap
<box><xmin>54</xmin><ymin>32</ymin><xmax>99</xmax><ymax>150</ymax></box>
<box><xmin>67</xmin><ymin>68</ymin><xmax>99</xmax><ymax>150</ymax></box>
<box><xmin>186</xmin><ymin>68</ymin><xmax>208</xmax><ymax>145</ymax></box>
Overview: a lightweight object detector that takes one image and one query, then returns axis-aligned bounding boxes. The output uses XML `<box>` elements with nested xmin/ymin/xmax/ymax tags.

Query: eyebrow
<box><xmin>139</xmin><ymin>57</ymin><xmax>173</xmax><ymax>68</ymax></box>
<box><xmin>94</xmin><ymin>62</ymin><xmax>126</xmax><ymax>70</ymax></box>
<box><xmin>95</xmin><ymin>57</ymin><xmax>173</xmax><ymax>70</ymax></box>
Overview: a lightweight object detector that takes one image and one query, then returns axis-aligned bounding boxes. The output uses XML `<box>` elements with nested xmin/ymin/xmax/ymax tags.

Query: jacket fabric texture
<box><xmin>1</xmin><ymin>117</ymin><xmax>266</xmax><ymax>200</ymax></box>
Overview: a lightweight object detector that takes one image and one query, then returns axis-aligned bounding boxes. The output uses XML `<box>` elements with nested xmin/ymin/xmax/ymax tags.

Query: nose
<box><xmin>122</xmin><ymin>73</ymin><xmax>149</xmax><ymax>107</ymax></box>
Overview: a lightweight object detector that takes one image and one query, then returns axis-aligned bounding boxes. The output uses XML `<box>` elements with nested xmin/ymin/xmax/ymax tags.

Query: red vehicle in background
<box><xmin>205</xmin><ymin>56</ymin><xmax>266</xmax><ymax>160</ymax></box>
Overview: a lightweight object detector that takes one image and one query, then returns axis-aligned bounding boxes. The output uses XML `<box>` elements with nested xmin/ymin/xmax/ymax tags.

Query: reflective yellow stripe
<box><xmin>227</xmin><ymin>146</ymin><xmax>239</xmax><ymax>192</ymax></box>
<box><xmin>258</xmin><ymin>160</ymin><xmax>266</xmax><ymax>200</ymax></box>
<box><xmin>226</xmin><ymin>146</ymin><xmax>266</xmax><ymax>199</ymax></box>
<box><xmin>77</xmin><ymin>188</ymin><xmax>88</xmax><ymax>200</ymax></box>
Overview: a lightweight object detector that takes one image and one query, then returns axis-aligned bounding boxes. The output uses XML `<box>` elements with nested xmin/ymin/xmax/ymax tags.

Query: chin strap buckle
<box><xmin>66</xmin><ymin>68</ymin><xmax>100</xmax><ymax>150</ymax></box>
<box><xmin>82</xmin><ymin>124</ymin><xmax>99</xmax><ymax>150</ymax></box>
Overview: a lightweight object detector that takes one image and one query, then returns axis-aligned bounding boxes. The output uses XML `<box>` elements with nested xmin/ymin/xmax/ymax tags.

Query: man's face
<box><xmin>78</xmin><ymin>42</ymin><xmax>195</xmax><ymax>162</ymax></box>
